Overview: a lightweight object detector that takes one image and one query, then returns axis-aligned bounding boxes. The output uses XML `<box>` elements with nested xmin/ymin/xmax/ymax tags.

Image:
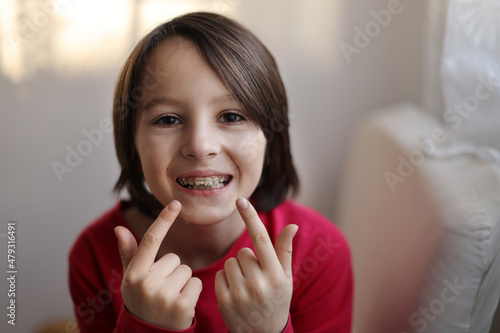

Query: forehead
<box><xmin>139</xmin><ymin>37</ymin><xmax>231</xmax><ymax>98</ymax></box>
<box><xmin>145</xmin><ymin>37</ymin><xmax>196</xmax><ymax>70</ymax></box>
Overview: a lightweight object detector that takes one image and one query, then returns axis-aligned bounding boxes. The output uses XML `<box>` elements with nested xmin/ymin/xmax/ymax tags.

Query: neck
<box><xmin>123</xmin><ymin>204</ymin><xmax>246</xmax><ymax>270</ymax></box>
<box><xmin>167</xmin><ymin>211</ymin><xmax>245</xmax><ymax>269</ymax></box>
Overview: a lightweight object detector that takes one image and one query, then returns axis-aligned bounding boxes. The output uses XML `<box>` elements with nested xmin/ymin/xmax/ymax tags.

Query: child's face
<box><xmin>134</xmin><ymin>38</ymin><xmax>267</xmax><ymax>224</ymax></box>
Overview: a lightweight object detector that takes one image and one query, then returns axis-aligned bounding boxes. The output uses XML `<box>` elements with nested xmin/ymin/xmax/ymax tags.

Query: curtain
<box><xmin>423</xmin><ymin>0</ymin><xmax>500</xmax><ymax>164</ymax></box>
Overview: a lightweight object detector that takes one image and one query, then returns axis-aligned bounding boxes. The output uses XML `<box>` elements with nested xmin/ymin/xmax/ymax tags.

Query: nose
<box><xmin>180</xmin><ymin>121</ymin><xmax>220</xmax><ymax>160</ymax></box>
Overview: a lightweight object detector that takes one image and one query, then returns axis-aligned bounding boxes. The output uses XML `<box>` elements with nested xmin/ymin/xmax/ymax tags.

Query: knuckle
<box><xmin>232</xmin><ymin>288</ymin><xmax>249</xmax><ymax>304</ymax></box>
<box><xmin>141</xmin><ymin>232</ymin><xmax>158</xmax><ymax>248</ymax></box>
<box><xmin>139</xmin><ymin>276</ymin><xmax>157</xmax><ymax>296</ymax></box>
<box><xmin>164</xmin><ymin>252</ymin><xmax>181</xmax><ymax>266</ymax></box>
<box><xmin>190</xmin><ymin>277</ymin><xmax>203</xmax><ymax>290</ymax></box>
<box><xmin>122</xmin><ymin>272</ymin><xmax>139</xmax><ymax>288</ymax></box>
<box><xmin>237</xmin><ymin>247</ymin><xmax>254</xmax><ymax>260</ymax></box>
<box><xmin>215</xmin><ymin>287</ymin><xmax>231</xmax><ymax>303</ymax></box>
<box><xmin>160</xmin><ymin>285</ymin><xmax>177</xmax><ymax>301</ymax></box>
<box><xmin>179</xmin><ymin>264</ymin><xmax>192</xmax><ymax>273</ymax></box>
<box><xmin>224</xmin><ymin>257</ymin><xmax>238</xmax><ymax>271</ymax></box>
<box><xmin>267</xmin><ymin>274</ymin><xmax>285</xmax><ymax>288</ymax></box>
<box><xmin>216</xmin><ymin>295</ymin><xmax>231</xmax><ymax>312</ymax></box>
<box><xmin>246</xmin><ymin>208</ymin><xmax>259</xmax><ymax>220</ymax></box>
<box><xmin>172</xmin><ymin>297</ymin><xmax>191</xmax><ymax>313</ymax></box>
<box><xmin>279</xmin><ymin>243</ymin><xmax>293</xmax><ymax>255</ymax></box>
<box><xmin>252</xmin><ymin>231</ymin><xmax>269</xmax><ymax>246</ymax></box>
<box><xmin>178</xmin><ymin>264</ymin><xmax>193</xmax><ymax>277</ymax></box>
<box><xmin>247</xmin><ymin>279</ymin><xmax>269</xmax><ymax>300</ymax></box>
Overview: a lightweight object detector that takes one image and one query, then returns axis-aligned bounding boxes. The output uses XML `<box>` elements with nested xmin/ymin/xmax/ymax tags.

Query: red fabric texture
<box><xmin>69</xmin><ymin>200</ymin><xmax>353</xmax><ymax>332</ymax></box>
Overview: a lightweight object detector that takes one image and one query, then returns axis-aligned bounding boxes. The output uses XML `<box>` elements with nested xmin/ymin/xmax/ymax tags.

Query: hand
<box><xmin>215</xmin><ymin>198</ymin><xmax>299</xmax><ymax>333</ymax></box>
<box><xmin>114</xmin><ymin>200</ymin><xmax>202</xmax><ymax>330</ymax></box>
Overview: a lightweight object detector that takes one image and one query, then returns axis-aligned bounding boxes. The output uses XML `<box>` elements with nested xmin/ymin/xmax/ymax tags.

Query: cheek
<box><xmin>235</xmin><ymin>130</ymin><xmax>267</xmax><ymax>166</ymax></box>
<box><xmin>136</xmin><ymin>134</ymin><xmax>173</xmax><ymax>178</ymax></box>
<box><xmin>141</xmin><ymin>150</ymin><xmax>165</xmax><ymax>177</ymax></box>
<box><xmin>232</xmin><ymin>130</ymin><xmax>267</xmax><ymax>184</ymax></box>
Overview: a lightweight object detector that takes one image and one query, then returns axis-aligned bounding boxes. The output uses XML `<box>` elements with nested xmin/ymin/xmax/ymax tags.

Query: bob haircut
<box><xmin>113</xmin><ymin>11</ymin><xmax>299</xmax><ymax>216</ymax></box>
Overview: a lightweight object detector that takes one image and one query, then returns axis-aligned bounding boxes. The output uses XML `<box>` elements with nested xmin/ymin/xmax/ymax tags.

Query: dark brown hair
<box><xmin>113</xmin><ymin>12</ymin><xmax>299</xmax><ymax>216</ymax></box>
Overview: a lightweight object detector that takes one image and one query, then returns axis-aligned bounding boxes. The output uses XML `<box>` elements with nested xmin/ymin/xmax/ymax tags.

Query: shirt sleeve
<box><xmin>115</xmin><ymin>306</ymin><xmax>197</xmax><ymax>333</ymax></box>
<box><xmin>69</xmin><ymin>238</ymin><xmax>118</xmax><ymax>332</ymax></box>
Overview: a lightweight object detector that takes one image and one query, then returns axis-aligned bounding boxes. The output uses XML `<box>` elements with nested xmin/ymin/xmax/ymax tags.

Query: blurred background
<box><xmin>2</xmin><ymin>0</ymin><xmax>482</xmax><ymax>332</ymax></box>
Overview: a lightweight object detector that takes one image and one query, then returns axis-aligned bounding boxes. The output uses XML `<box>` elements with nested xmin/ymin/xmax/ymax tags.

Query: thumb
<box><xmin>114</xmin><ymin>226</ymin><xmax>138</xmax><ymax>272</ymax></box>
<box><xmin>275</xmin><ymin>224</ymin><xmax>298</xmax><ymax>279</ymax></box>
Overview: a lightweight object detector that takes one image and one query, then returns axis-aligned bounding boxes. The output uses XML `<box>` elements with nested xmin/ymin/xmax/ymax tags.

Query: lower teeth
<box><xmin>187</xmin><ymin>183</ymin><xmax>226</xmax><ymax>190</ymax></box>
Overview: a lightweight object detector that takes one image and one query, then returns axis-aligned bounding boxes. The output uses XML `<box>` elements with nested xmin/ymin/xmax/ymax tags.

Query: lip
<box><xmin>176</xmin><ymin>169</ymin><xmax>233</xmax><ymax>178</ymax></box>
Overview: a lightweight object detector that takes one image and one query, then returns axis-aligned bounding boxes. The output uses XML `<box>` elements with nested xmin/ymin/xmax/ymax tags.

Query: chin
<box><xmin>179</xmin><ymin>207</ymin><xmax>234</xmax><ymax>225</ymax></box>
<box><xmin>168</xmin><ymin>191</ymin><xmax>240</xmax><ymax>224</ymax></box>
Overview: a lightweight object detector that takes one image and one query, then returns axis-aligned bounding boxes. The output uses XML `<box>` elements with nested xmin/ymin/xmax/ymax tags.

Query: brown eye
<box><xmin>220</xmin><ymin>112</ymin><xmax>243</xmax><ymax>123</ymax></box>
<box><xmin>154</xmin><ymin>115</ymin><xmax>181</xmax><ymax>126</ymax></box>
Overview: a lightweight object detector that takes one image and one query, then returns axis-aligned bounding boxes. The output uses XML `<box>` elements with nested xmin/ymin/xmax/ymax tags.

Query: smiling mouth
<box><xmin>176</xmin><ymin>175</ymin><xmax>232</xmax><ymax>190</ymax></box>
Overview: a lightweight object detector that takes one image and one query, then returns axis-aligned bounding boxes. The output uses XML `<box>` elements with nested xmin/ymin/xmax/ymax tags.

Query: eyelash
<box><xmin>153</xmin><ymin>115</ymin><xmax>181</xmax><ymax>126</ymax></box>
<box><xmin>219</xmin><ymin>112</ymin><xmax>245</xmax><ymax>124</ymax></box>
<box><xmin>152</xmin><ymin>112</ymin><xmax>245</xmax><ymax>127</ymax></box>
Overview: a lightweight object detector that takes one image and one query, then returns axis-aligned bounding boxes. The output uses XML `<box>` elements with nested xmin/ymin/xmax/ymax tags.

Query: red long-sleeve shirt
<box><xmin>69</xmin><ymin>200</ymin><xmax>353</xmax><ymax>332</ymax></box>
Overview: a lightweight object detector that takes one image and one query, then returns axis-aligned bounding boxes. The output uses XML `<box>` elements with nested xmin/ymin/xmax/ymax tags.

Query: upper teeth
<box><xmin>178</xmin><ymin>175</ymin><xmax>230</xmax><ymax>187</ymax></box>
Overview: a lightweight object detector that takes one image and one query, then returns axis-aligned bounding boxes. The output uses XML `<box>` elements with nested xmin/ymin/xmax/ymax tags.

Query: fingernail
<box><xmin>237</xmin><ymin>197</ymin><xmax>248</xmax><ymax>209</ymax></box>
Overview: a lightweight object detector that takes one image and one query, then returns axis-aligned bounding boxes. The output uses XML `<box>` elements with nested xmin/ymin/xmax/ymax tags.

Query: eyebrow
<box><xmin>210</xmin><ymin>93</ymin><xmax>236</xmax><ymax>105</ymax></box>
<box><xmin>141</xmin><ymin>94</ymin><xmax>237</xmax><ymax>111</ymax></box>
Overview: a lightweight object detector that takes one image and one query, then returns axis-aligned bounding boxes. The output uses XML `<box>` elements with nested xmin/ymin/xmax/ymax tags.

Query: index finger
<box><xmin>128</xmin><ymin>200</ymin><xmax>181</xmax><ymax>272</ymax></box>
<box><xmin>236</xmin><ymin>198</ymin><xmax>281</xmax><ymax>270</ymax></box>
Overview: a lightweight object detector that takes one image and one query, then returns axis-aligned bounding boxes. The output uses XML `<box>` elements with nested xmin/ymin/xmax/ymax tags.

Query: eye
<box><xmin>219</xmin><ymin>112</ymin><xmax>244</xmax><ymax>123</ymax></box>
<box><xmin>154</xmin><ymin>115</ymin><xmax>182</xmax><ymax>126</ymax></box>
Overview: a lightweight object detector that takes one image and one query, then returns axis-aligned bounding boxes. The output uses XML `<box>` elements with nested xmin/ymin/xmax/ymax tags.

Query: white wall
<box><xmin>0</xmin><ymin>0</ymin><xmax>425</xmax><ymax>331</ymax></box>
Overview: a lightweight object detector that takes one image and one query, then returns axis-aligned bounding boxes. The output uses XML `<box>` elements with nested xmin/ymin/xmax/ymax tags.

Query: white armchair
<box><xmin>338</xmin><ymin>103</ymin><xmax>500</xmax><ymax>333</ymax></box>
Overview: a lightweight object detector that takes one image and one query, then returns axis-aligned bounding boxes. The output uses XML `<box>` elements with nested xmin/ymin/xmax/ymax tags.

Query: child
<box><xmin>69</xmin><ymin>12</ymin><xmax>352</xmax><ymax>332</ymax></box>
